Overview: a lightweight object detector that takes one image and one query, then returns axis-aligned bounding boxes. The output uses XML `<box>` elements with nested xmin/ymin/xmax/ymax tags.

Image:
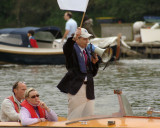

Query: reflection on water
<box><xmin>0</xmin><ymin>59</ymin><xmax>160</xmax><ymax>117</ymax></box>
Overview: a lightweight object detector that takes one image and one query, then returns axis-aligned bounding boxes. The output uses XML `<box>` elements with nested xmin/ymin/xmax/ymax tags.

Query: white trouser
<box><xmin>67</xmin><ymin>84</ymin><xmax>94</xmax><ymax>120</ymax></box>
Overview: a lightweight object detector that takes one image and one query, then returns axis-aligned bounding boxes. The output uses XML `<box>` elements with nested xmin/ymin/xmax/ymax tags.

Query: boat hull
<box><xmin>0</xmin><ymin>52</ymin><xmax>65</xmax><ymax>65</ymax></box>
<box><xmin>0</xmin><ymin>44</ymin><xmax>65</xmax><ymax>65</ymax></box>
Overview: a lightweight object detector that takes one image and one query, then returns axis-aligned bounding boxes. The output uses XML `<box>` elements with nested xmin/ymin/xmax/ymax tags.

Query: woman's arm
<box><xmin>20</xmin><ymin>107</ymin><xmax>40</xmax><ymax>126</ymax></box>
<box><xmin>45</xmin><ymin>109</ymin><xmax>58</xmax><ymax>121</ymax></box>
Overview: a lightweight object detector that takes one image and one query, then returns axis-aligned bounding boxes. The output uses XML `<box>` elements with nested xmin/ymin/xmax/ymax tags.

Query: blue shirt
<box><xmin>65</xmin><ymin>18</ymin><xmax>77</xmax><ymax>38</ymax></box>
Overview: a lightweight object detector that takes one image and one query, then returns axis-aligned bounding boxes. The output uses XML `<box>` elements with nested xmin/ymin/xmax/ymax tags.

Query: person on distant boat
<box><xmin>0</xmin><ymin>81</ymin><xmax>27</xmax><ymax>122</ymax></box>
<box><xmin>61</xmin><ymin>11</ymin><xmax>77</xmax><ymax>43</ymax></box>
<box><xmin>57</xmin><ymin>27</ymin><xmax>99</xmax><ymax>120</ymax></box>
<box><xmin>27</xmin><ymin>30</ymin><xmax>38</xmax><ymax>48</ymax></box>
<box><xmin>20</xmin><ymin>88</ymin><xmax>58</xmax><ymax>126</ymax></box>
<box><xmin>82</xmin><ymin>15</ymin><xmax>97</xmax><ymax>38</ymax></box>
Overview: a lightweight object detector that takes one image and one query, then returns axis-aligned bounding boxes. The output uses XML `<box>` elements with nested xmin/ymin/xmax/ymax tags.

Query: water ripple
<box><xmin>0</xmin><ymin>59</ymin><xmax>160</xmax><ymax>117</ymax></box>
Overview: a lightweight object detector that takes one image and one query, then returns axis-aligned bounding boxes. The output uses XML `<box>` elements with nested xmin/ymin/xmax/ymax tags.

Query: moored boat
<box><xmin>0</xmin><ymin>44</ymin><xmax>64</xmax><ymax>65</ymax></box>
<box><xmin>0</xmin><ymin>26</ymin><xmax>65</xmax><ymax>65</ymax></box>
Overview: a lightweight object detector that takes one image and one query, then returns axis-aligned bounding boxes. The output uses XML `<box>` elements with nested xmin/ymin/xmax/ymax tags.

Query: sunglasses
<box><xmin>30</xmin><ymin>94</ymin><xmax>39</xmax><ymax>99</ymax></box>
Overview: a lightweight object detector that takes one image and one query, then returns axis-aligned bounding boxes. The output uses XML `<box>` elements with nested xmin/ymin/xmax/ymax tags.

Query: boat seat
<box><xmin>37</xmin><ymin>41</ymin><xmax>53</xmax><ymax>48</ymax></box>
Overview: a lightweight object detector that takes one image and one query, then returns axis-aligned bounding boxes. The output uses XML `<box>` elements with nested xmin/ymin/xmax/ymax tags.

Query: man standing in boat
<box><xmin>61</xmin><ymin>11</ymin><xmax>77</xmax><ymax>43</ymax></box>
<box><xmin>57</xmin><ymin>27</ymin><xmax>99</xmax><ymax>120</ymax></box>
<box><xmin>0</xmin><ymin>81</ymin><xmax>27</xmax><ymax>122</ymax></box>
<box><xmin>27</xmin><ymin>30</ymin><xmax>38</xmax><ymax>48</ymax></box>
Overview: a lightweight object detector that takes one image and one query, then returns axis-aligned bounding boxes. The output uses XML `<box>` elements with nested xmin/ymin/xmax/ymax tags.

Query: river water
<box><xmin>0</xmin><ymin>59</ymin><xmax>160</xmax><ymax>117</ymax></box>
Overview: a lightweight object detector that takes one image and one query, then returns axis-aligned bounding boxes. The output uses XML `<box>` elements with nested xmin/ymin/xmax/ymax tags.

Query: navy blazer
<box><xmin>57</xmin><ymin>37</ymin><xmax>99</xmax><ymax>100</ymax></box>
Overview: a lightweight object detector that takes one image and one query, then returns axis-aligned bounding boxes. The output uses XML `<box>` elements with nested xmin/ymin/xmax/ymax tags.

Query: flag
<box><xmin>57</xmin><ymin>0</ymin><xmax>89</xmax><ymax>12</ymax></box>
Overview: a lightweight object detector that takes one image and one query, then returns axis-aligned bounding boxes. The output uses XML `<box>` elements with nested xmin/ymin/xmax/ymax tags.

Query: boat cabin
<box><xmin>0</xmin><ymin>26</ymin><xmax>62</xmax><ymax>48</ymax></box>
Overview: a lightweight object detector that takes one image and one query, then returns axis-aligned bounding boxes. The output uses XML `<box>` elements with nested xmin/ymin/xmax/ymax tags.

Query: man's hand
<box><xmin>91</xmin><ymin>54</ymin><xmax>98</xmax><ymax>64</ymax></box>
<box><xmin>61</xmin><ymin>30</ymin><xmax>70</xmax><ymax>43</ymax></box>
<box><xmin>73</xmin><ymin>27</ymin><xmax>81</xmax><ymax>41</ymax></box>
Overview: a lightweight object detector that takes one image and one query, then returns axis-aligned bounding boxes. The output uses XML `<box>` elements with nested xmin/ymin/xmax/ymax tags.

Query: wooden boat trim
<box><xmin>0</xmin><ymin>122</ymin><xmax>21</xmax><ymax>126</ymax></box>
<box><xmin>124</xmin><ymin>116</ymin><xmax>160</xmax><ymax>119</ymax></box>
<box><xmin>0</xmin><ymin>44</ymin><xmax>63</xmax><ymax>55</ymax></box>
<box><xmin>1</xmin><ymin>116</ymin><xmax>160</xmax><ymax>127</ymax></box>
<box><xmin>65</xmin><ymin>115</ymin><xmax>114</xmax><ymax>125</ymax></box>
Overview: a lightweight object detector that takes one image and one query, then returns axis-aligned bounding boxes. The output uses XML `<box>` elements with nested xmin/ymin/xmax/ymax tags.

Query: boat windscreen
<box><xmin>121</xmin><ymin>95</ymin><xmax>133</xmax><ymax>116</ymax></box>
<box><xmin>0</xmin><ymin>34</ymin><xmax>23</xmax><ymax>45</ymax></box>
<box><xmin>34</xmin><ymin>31</ymin><xmax>55</xmax><ymax>43</ymax></box>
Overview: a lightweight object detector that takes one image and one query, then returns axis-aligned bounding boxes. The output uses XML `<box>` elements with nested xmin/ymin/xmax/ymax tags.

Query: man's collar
<box><xmin>68</xmin><ymin>18</ymin><xmax>72</xmax><ymax>21</ymax></box>
<box><xmin>12</xmin><ymin>93</ymin><xmax>21</xmax><ymax>104</ymax></box>
<box><xmin>77</xmin><ymin>44</ymin><xmax>85</xmax><ymax>52</ymax></box>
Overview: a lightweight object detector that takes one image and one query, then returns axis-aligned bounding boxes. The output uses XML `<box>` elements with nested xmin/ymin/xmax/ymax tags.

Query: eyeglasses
<box><xmin>30</xmin><ymin>94</ymin><xmax>39</xmax><ymax>99</ymax></box>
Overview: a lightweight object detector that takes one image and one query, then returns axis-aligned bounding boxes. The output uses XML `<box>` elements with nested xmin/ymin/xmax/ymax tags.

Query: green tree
<box><xmin>0</xmin><ymin>0</ymin><xmax>160</xmax><ymax>29</ymax></box>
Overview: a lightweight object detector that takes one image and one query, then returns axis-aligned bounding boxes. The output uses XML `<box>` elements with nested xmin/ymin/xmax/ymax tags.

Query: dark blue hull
<box><xmin>0</xmin><ymin>52</ymin><xmax>65</xmax><ymax>65</ymax></box>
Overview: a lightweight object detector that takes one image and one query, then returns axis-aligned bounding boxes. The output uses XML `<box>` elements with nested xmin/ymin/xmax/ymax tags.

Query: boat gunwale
<box><xmin>0</xmin><ymin>44</ymin><xmax>63</xmax><ymax>55</ymax></box>
<box><xmin>1</xmin><ymin>116</ymin><xmax>160</xmax><ymax>127</ymax></box>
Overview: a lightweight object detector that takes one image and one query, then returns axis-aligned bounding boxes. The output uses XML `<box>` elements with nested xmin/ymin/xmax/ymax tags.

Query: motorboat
<box><xmin>0</xmin><ymin>89</ymin><xmax>160</xmax><ymax>128</ymax></box>
<box><xmin>0</xmin><ymin>26</ymin><xmax>65</xmax><ymax>65</ymax></box>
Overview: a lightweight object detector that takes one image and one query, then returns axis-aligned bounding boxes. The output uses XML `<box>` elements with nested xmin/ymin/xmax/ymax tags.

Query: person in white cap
<box><xmin>57</xmin><ymin>27</ymin><xmax>99</xmax><ymax>120</ymax></box>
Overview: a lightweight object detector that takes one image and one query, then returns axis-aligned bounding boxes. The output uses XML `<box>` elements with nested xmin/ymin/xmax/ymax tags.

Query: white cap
<box><xmin>80</xmin><ymin>28</ymin><xmax>92</xmax><ymax>38</ymax></box>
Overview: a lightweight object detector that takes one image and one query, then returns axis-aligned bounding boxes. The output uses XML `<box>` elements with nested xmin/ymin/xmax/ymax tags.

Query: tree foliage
<box><xmin>0</xmin><ymin>0</ymin><xmax>160</xmax><ymax>29</ymax></box>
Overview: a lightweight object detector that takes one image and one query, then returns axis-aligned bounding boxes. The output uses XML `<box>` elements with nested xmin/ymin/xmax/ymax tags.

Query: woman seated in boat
<box><xmin>27</xmin><ymin>30</ymin><xmax>39</xmax><ymax>48</ymax></box>
<box><xmin>20</xmin><ymin>88</ymin><xmax>58</xmax><ymax>126</ymax></box>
